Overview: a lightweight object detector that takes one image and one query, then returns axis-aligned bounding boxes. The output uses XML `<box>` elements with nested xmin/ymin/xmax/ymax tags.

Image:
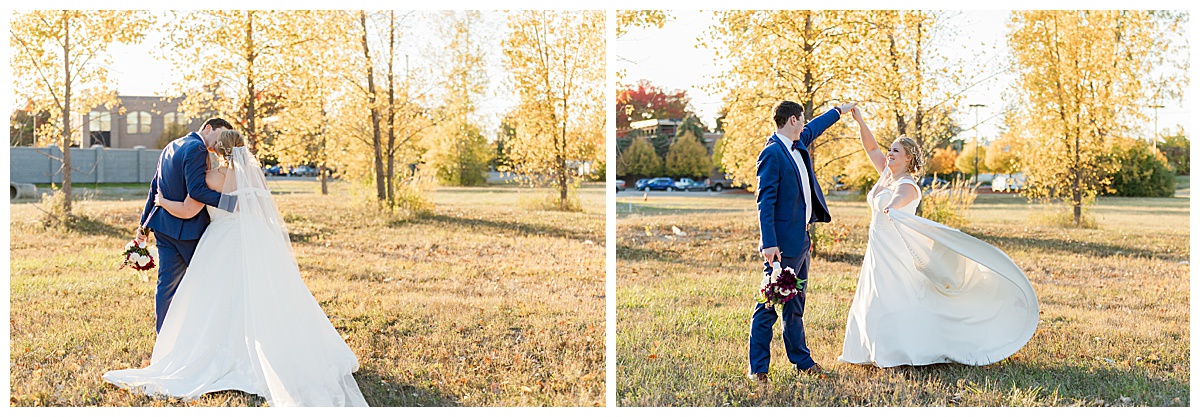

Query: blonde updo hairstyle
<box><xmin>214</xmin><ymin>130</ymin><xmax>245</xmax><ymax>166</ymax></box>
<box><xmin>894</xmin><ymin>136</ymin><xmax>925</xmax><ymax>177</ymax></box>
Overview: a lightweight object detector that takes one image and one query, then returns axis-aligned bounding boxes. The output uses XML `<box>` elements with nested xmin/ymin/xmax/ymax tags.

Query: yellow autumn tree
<box><xmin>616</xmin><ymin>10</ymin><xmax>669</xmax><ymax>37</ymax></box>
<box><xmin>927</xmin><ymin>147</ymin><xmax>959</xmax><ymax>177</ymax></box>
<box><xmin>955</xmin><ymin>143</ymin><xmax>989</xmax><ymax>177</ymax></box>
<box><xmin>267</xmin><ymin>10</ymin><xmax>348</xmax><ymax>195</ymax></box>
<box><xmin>1009</xmin><ymin>10</ymin><xmax>1188</xmax><ymax>226</ymax></box>
<box><xmin>10</xmin><ymin>10</ymin><xmax>155</xmax><ymax>219</ymax></box>
<box><xmin>502</xmin><ymin>10</ymin><xmax>604</xmax><ymax>211</ymax></box>
<box><xmin>426</xmin><ymin>11</ymin><xmax>492</xmax><ymax>187</ymax></box>
<box><xmin>706</xmin><ymin>11</ymin><xmax>862</xmax><ymax>191</ymax></box>
<box><xmin>848</xmin><ymin>11</ymin><xmax>966</xmax><ymax>152</ymax></box>
<box><xmin>160</xmin><ymin>10</ymin><xmax>324</xmax><ymax>154</ymax></box>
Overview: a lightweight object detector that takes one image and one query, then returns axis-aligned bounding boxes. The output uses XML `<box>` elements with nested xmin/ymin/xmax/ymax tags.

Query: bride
<box><xmin>103</xmin><ymin>130</ymin><xmax>368</xmax><ymax>406</ymax></box>
<box><xmin>838</xmin><ymin>107</ymin><xmax>1038</xmax><ymax>367</ymax></box>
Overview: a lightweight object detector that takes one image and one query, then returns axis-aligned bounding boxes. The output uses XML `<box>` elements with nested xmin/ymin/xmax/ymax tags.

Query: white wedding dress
<box><xmin>103</xmin><ymin>148</ymin><xmax>368</xmax><ymax>406</ymax></box>
<box><xmin>838</xmin><ymin>168</ymin><xmax>1038</xmax><ymax>367</ymax></box>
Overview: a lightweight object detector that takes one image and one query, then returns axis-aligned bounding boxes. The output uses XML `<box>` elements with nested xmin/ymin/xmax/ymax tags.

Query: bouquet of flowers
<box><xmin>121</xmin><ymin>229</ymin><xmax>156</xmax><ymax>271</ymax></box>
<box><xmin>757</xmin><ymin>261</ymin><xmax>806</xmax><ymax>307</ymax></box>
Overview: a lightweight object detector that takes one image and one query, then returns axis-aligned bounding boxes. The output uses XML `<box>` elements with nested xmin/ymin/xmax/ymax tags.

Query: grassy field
<box><xmin>616</xmin><ymin>189</ymin><xmax>1189</xmax><ymax>406</ymax></box>
<box><xmin>10</xmin><ymin>180</ymin><xmax>605</xmax><ymax>406</ymax></box>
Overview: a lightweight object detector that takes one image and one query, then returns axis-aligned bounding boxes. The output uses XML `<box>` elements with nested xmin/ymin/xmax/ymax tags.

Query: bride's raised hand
<box><xmin>851</xmin><ymin>106</ymin><xmax>864</xmax><ymax>123</ymax></box>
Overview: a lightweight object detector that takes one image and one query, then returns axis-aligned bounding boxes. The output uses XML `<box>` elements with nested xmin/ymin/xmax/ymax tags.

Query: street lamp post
<box><xmin>969</xmin><ymin>104</ymin><xmax>986</xmax><ymax>185</ymax></box>
<box><xmin>1150</xmin><ymin>104</ymin><xmax>1164</xmax><ymax>153</ymax></box>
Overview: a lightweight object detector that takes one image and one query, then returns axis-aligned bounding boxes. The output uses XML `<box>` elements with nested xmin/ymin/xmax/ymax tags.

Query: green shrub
<box><xmin>1107</xmin><ymin>139</ymin><xmax>1176</xmax><ymax>197</ymax></box>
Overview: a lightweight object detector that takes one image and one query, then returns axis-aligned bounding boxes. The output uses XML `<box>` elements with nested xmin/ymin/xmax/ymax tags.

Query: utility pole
<box><xmin>1150</xmin><ymin>104</ymin><xmax>1164</xmax><ymax>153</ymax></box>
<box><xmin>969</xmin><ymin>103</ymin><xmax>986</xmax><ymax>185</ymax></box>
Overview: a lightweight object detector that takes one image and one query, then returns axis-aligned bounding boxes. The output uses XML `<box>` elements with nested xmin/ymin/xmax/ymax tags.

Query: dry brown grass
<box><xmin>616</xmin><ymin>192</ymin><xmax>1189</xmax><ymax>406</ymax></box>
<box><xmin>10</xmin><ymin>181</ymin><xmax>605</xmax><ymax>407</ymax></box>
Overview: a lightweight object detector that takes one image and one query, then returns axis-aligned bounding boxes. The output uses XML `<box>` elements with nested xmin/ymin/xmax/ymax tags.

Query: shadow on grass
<box><xmin>833</xmin><ymin>359</ymin><xmax>1187</xmax><ymax>406</ymax></box>
<box><xmin>67</xmin><ymin>214</ymin><xmax>129</xmax><ymax>239</ymax></box>
<box><xmin>196</xmin><ymin>390</ymin><xmax>266</xmax><ymax>407</ymax></box>
<box><xmin>970</xmin><ymin>231</ymin><xmax>1184</xmax><ymax>262</ymax></box>
<box><xmin>815</xmin><ymin>250</ymin><xmax>865</xmax><ymax>266</ymax></box>
<box><xmin>355</xmin><ymin>365</ymin><xmax>460</xmax><ymax>406</ymax></box>
<box><xmin>407</xmin><ymin>213</ymin><xmax>597</xmax><ymax>242</ymax></box>
<box><xmin>617</xmin><ymin>243</ymin><xmax>687</xmax><ymax>265</ymax></box>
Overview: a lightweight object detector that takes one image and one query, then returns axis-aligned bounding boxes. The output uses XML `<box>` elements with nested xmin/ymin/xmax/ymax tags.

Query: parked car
<box><xmin>674</xmin><ymin>178</ymin><xmax>709</xmax><ymax>191</ymax></box>
<box><xmin>263</xmin><ymin>165</ymin><xmax>283</xmax><ymax>176</ymax></box>
<box><xmin>919</xmin><ymin>176</ymin><xmax>949</xmax><ymax>189</ymax></box>
<box><xmin>991</xmin><ymin>173</ymin><xmax>1025</xmax><ymax>192</ymax></box>
<box><xmin>704</xmin><ymin>176</ymin><xmax>735</xmax><ymax>192</ymax></box>
<box><xmin>616</xmin><ymin>179</ymin><xmax>626</xmax><ymax>192</ymax></box>
<box><xmin>638</xmin><ymin>177</ymin><xmax>677</xmax><ymax>191</ymax></box>
<box><xmin>634</xmin><ymin>178</ymin><xmax>651</xmax><ymax>190</ymax></box>
<box><xmin>290</xmin><ymin>165</ymin><xmax>318</xmax><ymax>177</ymax></box>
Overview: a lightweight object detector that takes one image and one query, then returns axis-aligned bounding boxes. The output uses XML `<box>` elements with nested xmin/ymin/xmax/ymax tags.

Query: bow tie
<box><xmin>788</xmin><ymin>138</ymin><xmax>802</xmax><ymax>152</ymax></box>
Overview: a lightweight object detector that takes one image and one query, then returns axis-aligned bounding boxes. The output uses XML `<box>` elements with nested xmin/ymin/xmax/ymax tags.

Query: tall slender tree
<box><xmin>427</xmin><ymin>11</ymin><xmax>492</xmax><ymax>187</ymax></box>
<box><xmin>706</xmin><ymin>11</ymin><xmax>860</xmax><ymax>190</ymax></box>
<box><xmin>503</xmin><ymin>11</ymin><xmax>604</xmax><ymax>210</ymax></box>
<box><xmin>1009</xmin><ymin>10</ymin><xmax>1188</xmax><ymax>225</ymax></box>
<box><xmin>161</xmin><ymin>11</ymin><xmax>321</xmax><ymax>153</ymax></box>
<box><xmin>10</xmin><ymin>10</ymin><xmax>154</xmax><ymax>218</ymax></box>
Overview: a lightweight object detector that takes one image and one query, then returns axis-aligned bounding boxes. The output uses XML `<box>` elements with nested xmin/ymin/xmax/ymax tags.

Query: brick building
<box><xmin>82</xmin><ymin>96</ymin><xmax>207</xmax><ymax>149</ymax></box>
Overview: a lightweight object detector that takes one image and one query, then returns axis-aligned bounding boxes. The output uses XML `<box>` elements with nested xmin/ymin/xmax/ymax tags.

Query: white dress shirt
<box><xmin>775</xmin><ymin>132</ymin><xmax>812</xmax><ymax>224</ymax></box>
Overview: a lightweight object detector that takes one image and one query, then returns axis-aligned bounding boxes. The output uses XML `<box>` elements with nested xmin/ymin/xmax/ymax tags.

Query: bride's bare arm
<box><xmin>884</xmin><ymin>183</ymin><xmax>920</xmax><ymax>215</ymax></box>
<box><xmin>155</xmin><ymin>190</ymin><xmax>206</xmax><ymax>219</ymax></box>
<box><xmin>853</xmin><ymin>107</ymin><xmax>887</xmax><ymax>174</ymax></box>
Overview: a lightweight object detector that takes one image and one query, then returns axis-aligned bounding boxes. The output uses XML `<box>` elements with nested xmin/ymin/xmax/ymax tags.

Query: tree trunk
<box><xmin>360</xmin><ymin>11</ymin><xmax>386</xmax><ymax>201</ymax></box>
<box><xmin>801</xmin><ymin>12</ymin><xmax>815</xmax><ymax>123</ymax></box>
<box><xmin>245</xmin><ymin>12</ymin><xmax>258</xmax><ymax>153</ymax></box>
<box><xmin>912</xmin><ymin>17</ymin><xmax>925</xmax><ymax>144</ymax></box>
<box><xmin>319</xmin><ymin>106</ymin><xmax>329</xmax><ymax>195</ymax></box>
<box><xmin>887</xmin><ymin>29</ymin><xmax>907</xmax><ymax>137</ymax></box>
<box><xmin>1080</xmin><ymin>133</ymin><xmax>1089</xmax><ymax>225</ymax></box>
<box><xmin>385</xmin><ymin>11</ymin><xmax>397</xmax><ymax>206</ymax></box>
<box><xmin>559</xmin><ymin>76</ymin><xmax>570</xmax><ymax>209</ymax></box>
<box><xmin>60</xmin><ymin>11</ymin><xmax>73</xmax><ymax>217</ymax></box>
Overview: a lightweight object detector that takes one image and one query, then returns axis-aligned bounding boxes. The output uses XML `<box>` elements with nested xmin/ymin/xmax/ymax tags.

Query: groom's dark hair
<box><xmin>201</xmin><ymin>117</ymin><xmax>234</xmax><ymax>131</ymax></box>
<box><xmin>773</xmin><ymin>101</ymin><xmax>805</xmax><ymax>129</ymax></box>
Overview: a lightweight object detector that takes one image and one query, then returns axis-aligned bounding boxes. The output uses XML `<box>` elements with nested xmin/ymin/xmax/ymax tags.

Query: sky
<box><xmin>102</xmin><ymin>10</ymin><xmax>516</xmax><ymax>140</ymax></box>
<box><xmin>616</xmin><ymin>10</ymin><xmax>1192</xmax><ymax>144</ymax></box>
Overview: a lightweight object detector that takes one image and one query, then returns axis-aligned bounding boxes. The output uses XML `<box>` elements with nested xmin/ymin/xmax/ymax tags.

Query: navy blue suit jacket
<box><xmin>139</xmin><ymin>132</ymin><xmax>224</xmax><ymax>241</ymax></box>
<box><xmin>756</xmin><ymin>109</ymin><xmax>839</xmax><ymax>257</ymax></box>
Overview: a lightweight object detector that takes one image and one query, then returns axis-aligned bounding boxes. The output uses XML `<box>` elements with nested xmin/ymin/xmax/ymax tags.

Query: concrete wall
<box><xmin>9</xmin><ymin>145</ymin><xmax>160</xmax><ymax>184</ymax></box>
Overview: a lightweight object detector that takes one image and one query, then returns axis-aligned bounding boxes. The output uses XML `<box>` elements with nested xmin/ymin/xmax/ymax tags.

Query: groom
<box><xmin>136</xmin><ymin>117</ymin><xmax>233</xmax><ymax>333</ymax></box>
<box><xmin>748</xmin><ymin>100</ymin><xmax>855</xmax><ymax>382</ymax></box>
